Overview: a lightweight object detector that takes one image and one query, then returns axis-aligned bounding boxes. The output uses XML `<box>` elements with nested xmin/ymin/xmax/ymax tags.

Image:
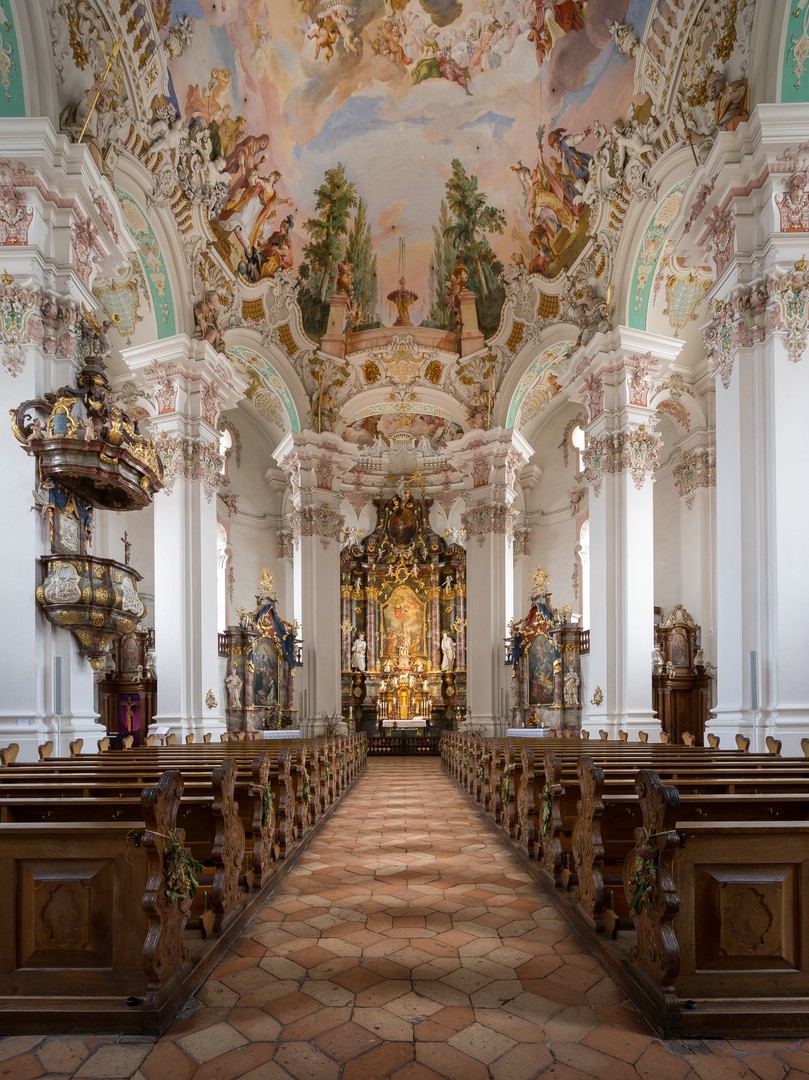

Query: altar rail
<box><xmin>441</xmin><ymin>730</ymin><xmax>809</xmax><ymax>1038</ymax></box>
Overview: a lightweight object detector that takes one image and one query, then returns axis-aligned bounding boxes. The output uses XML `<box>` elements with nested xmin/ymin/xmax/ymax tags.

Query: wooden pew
<box><xmin>0</xmin><ymin>770</ymin><xmax>191</xmax><ymax>1036</ymax></box>
<box><xmin>623</xmin><ymin>768</ymin><xmax>809</xmax><ymax>1037</ymax></box>
<box><xmin>538</xmin><ymin>745</ymin><xmax>809</xmax><ymax>890</ymax></box>
<box><xmin>442</xmin><ymin>732</ymin><xmax>809</xmax><ymax>1038</ymax></box>
<box><xmin>0</xmin><ymin>743</ymin><xmax>19</xmax><ymax>766</ymax></box>
<box><xmin>0</xmin><ymin>733</ymin><xmax>367</xmax><ymax>1036</ymax></box>
<box><xmin>567</xmin><ymin>755</ymin><xmax>809</xmax><ymax>936</ymax></box>
<box><xmin>0</xmin><ymin>750</ymin><xmax>296</xmax><ymax>868</ymax></box>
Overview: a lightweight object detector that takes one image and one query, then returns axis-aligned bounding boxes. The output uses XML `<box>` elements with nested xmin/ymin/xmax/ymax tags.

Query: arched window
<box><xmin>219</xmin><ymin>427</ymin><xmax>233</xmax><ymax>476</ymax></box>
<box><xmin>571</xmin><ymin>424</ymin><xmax>586</xmax><ymax>474</ymax></box>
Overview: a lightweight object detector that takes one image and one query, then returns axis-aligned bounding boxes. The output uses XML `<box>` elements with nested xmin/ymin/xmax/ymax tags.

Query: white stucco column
<box><xmin>707</xmin><ymin>320</ymin><xmax>809</xmax><ymax>753</ymax></box>
<box><xmin>124</xmin><ymin>335</ymin><xmax>247</xmax><ymax>739</ymax></box>
<box><xmin>274</xmin><ymin>431</ymin><xmax>359</xmax><ymax>730</ymax></box>
<box><xmin>448</xmin><ymin>427</ymin><xmax>533</xmax><ymax>734</ymax></box>
<box><xmin>567</xmin><ymin>327</ymin><xmax>683</xmax><ymax>738</ymax></box>
<box><xmin>671</xmin><ymin>442</ymin><xmax>716</xmax><ymax>665</ymax></box>
<box><xmin>0</xmin><ymin>120</ymin><xmax>134</xmax><ymax>758</ymax></box>
<box><xmin>684</xmin><ymin>105</ymin><xmax>809</xmax><ymax>754</ymax></box>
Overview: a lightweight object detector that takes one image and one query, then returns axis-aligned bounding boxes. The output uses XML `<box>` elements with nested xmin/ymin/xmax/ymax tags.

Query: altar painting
<box><xmin>381</xmin><ymin>584</ymin><xmax>427</xmax><ymax>659</ymax></box>
<box><xmin>251</xmin><ymin>635</ymin><xmax>279</xmax><ymax>707</ymax></box>
<box><xmin>528</xmin><ymin>632</ymin><xmax>555</xmax><ymax>706</ymax></box>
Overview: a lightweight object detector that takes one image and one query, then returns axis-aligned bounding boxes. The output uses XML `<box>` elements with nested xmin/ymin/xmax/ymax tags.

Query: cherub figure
<box><xmin>27</xmin><ymin>417</ymin><xmax>44</xmax><ymax>443</ymax></box>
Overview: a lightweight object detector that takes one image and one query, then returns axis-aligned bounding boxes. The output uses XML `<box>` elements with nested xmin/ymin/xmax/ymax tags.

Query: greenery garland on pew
<box><xmin>541</xmin><ymin>784</ymin><xmax>553</xmax><ymax>836</ymax></box>
<box><xmin>165</xmin><ymin>831</ymin><xmax>204</xmax><ymax>902</ymax></box>
<box><xmin>627</xmin><ymin>834</ymin><xmax>658</xmax><ymax>913</ymax></box>
<box><xmin>261</xmin><ymin>783</ymin><xmax>273</xmax><ymax>828</ymax></box>
<box><xmin>501</xmin><ymin>765</ymin><xmax>514</xmax><ymax>807</ymax></box>
<box><xmin>302</xmin><ymin>770</ymin><xmax>312</xmax><ymax>805</ymax></box>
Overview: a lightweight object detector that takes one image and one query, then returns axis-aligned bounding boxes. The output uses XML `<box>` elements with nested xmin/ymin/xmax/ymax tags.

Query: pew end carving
<box><xmin>210</xmin><ymin>758</ymin><xmax>246</xmax><ymax>934</ymax></box>
<box><xmin>1</xmin><ymin>742</ymin><xmax>20</xmax><ymax>766</ymax></box>
<box><xmin>141</xmin><ymin>769</ymin><xmax>192</xmax><ymax>1012</ymax></box>
<box><xmin>625</xmin><ymin>770</ymin><xmax>681</xmax><ymax>1021</ymax></box>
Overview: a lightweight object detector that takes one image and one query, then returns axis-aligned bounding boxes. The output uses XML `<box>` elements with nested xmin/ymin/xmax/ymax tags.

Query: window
<box><xmin>219</xmin><ymin>427</ymin><xmax>233</xmax><ymax>476</ymax></box>
<box><xmin>571</xmin><ymin>424</ymin><xmax>585</xmax><ymax>474</ymax></box>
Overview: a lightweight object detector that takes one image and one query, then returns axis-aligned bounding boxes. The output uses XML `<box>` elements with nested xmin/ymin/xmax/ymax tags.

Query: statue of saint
<box><xmin>563</xmin><ymin>668</ymin><xmax>580</xmax><ymax>707</ymax></box>
<box><xmin>441</xmin><ymin>632</ymin><xmax>456</xmax><ymax>672</ymax></box>
<box><xmin>351</xmin><ymin>631</ymin><xmax>367</xmax><ymax>672</ymax></box>
<box><xmin>225</xmin><ymin>671</ymin><xmax>242</xmax><ymax>709</ymax></box>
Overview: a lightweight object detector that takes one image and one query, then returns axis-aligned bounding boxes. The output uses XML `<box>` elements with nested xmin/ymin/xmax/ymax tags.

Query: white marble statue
<box><xmin>563</xmin><ymin>668</ymin><xmax>580</xmax><ymax>707</ymax></box>
<box><xmin>225</xmin><ymin>671</ymin><xmax>242</xmax><ymax>709</ymax></box>
<box><xmin>351</xmin><ymin>631</ymin><xmax>367</xmax><ymax>672</ymax></box>
<box><xmin>441</xmin><ymin>632</ymin><xmax>456</xmax><ymax>672</ymax></box>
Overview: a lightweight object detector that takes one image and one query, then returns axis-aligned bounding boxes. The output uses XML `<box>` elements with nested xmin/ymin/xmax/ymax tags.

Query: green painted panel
<box><xmin>115</xmin><ymin>189</ymin><xmax>176</xmax><ymax>338</ymax></box>
<box><xmin>228</xmin><ymin>345</ymin><xmax>300</xmax><ymax>432</ymax></box>
<box><xmin>506</xmin><ymin>340</ymin><xmax>573</xmax><ymax>429</ymax></box>
<box><xmin>627</xmin><ymin>179</ymin><xmax>688</xmax><ymax>331</ymax></box>
<box><xmin>782</xmin><ymin>4</ymin><xmax>809</xmax><ymax>102</ymax></box>
<box><xmin>0</xmin><ymin>2</ymin><xmax>26</xmax><ymax>117</ymax></box>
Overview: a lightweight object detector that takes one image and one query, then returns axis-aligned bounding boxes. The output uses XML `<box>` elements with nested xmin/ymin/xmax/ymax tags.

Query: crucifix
<box><xmin>121</xmin><ymin>531</ymin><xmax>131</xmax><ymax>566</ymax></box>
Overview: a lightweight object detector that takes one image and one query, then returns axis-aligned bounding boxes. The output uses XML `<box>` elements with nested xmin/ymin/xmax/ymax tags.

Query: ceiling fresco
<box><xmin>38</xmin><ymin>0</ymin><xmax>760</xmax><ymax>448</ymax></box>
<box><xmin>160</xmin><ymin>0</ymin><xmax>647</xmax><ymax>329</ymax></box>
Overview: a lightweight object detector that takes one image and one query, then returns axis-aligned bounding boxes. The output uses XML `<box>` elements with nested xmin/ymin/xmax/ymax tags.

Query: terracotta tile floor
<box><xmin>2</xmin><ymin>758</ymin><xmax>806</xmax><ymax>1079</ymax></box>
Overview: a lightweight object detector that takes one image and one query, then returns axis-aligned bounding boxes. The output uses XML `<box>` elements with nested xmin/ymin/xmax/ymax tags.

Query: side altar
<box><xmin>341</xmin><ymin>493</ymin><xmax>466</xmax><ymax>737</ymax></box>
<box><xmin>510</xmin><ymin>568</ymin><xmax>585</xmax><ymax>733</ymax></box>
<box><xmin>220</xmin><ymin>570</ymin><xmax>299</xmax><ymax>734</ymax></box>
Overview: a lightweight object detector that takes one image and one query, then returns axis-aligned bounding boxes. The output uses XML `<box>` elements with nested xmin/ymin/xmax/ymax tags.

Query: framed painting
<box><xmin>252</xmin><ymin>635</ymin><xmax>279</xmax><ymax>707</ymax></box>
<box><xmin>527</xmin><ymin>632</ymin><xmax>555</xmax><ymax>706</ymax></box>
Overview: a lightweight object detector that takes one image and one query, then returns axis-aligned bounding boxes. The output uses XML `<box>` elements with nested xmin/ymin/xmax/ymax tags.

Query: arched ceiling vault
<box><xmin>11</xmin><ymin>0</ymin><xmax>783</xmax><ymax>458</ymax></box>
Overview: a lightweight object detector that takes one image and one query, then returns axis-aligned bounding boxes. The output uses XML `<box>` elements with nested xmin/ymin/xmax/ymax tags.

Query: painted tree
<box><xmin>299</xmin><ymin>163</ymin><xmax>358</xmax><ymax>303</ymax></box>
<box><xmin>427</xmin><ymin>199</ymin><xmax>457</xmax><ymax>328</ymax></box>
<box><xmin>344</xmin><ymin>197</ymin><xmax>378</xmax><ymax>326</ymax></box>
<box><xmin>443</xmin><ymin>159</ymin><xmax>506</xmax><ymax>323</ymax></box>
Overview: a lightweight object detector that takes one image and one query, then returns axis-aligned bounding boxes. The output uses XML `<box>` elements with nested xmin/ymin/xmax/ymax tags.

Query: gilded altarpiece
<box><xmin>222</xmin><ymin>574</ymin><xmax>298</xmax><ymax>733</ymax></box>
<box><xmin>341</xmin><ymin>494</ymin><xmax>466</xmax><ymax>735</ymax></box>
<box><xmin>510</xmin><ymin>591</ymin><xmax>584</xmax><ymax>733</ymax></box>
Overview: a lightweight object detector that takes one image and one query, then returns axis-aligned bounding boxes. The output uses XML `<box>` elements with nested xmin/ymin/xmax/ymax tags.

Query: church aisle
<box><xmin>2</xmin><ymin>758</ymin><xmax>806</xmax><ymax>1079</ymax></box>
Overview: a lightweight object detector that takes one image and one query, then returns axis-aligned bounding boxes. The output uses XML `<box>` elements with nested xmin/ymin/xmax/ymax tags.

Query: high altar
<box><xmin>341</xmin><ymin>493</ymin><xmax>466</xmax><ymax>734</ymax></box>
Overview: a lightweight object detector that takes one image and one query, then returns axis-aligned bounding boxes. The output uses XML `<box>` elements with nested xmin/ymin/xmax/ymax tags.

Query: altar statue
<box><xmin>563</xmin><ymin>668</ymin><xmax>580</xmax><ymax>707</ymax></box>
<box><xmin>225</xmin><ymin>671</ymin><xmax>242</xmax><ymax>709</ymax></box>
<box><xmin>351</xmin><ymin>631</ymin><xmax>367</xmax><ymax>672</ymax></box>
<box><xmin>441</xmin><ymin>632</ymin><xmax>456</xmax><ymax>671</ymax></box>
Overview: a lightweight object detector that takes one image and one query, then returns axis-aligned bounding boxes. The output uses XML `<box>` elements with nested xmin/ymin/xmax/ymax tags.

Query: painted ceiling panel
<box><xmin>163</xmin><ymin>0</ymin><xmax>646</xmax><ymax>311</ymax></box>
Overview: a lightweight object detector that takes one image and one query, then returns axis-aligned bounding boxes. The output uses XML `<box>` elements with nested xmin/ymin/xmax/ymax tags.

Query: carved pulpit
<box><xmin>652</xmin><ymin>604</ymin><xmax>712</xmax><ymax>745</ymax></box>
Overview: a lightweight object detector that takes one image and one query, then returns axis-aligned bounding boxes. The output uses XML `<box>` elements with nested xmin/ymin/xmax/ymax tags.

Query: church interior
<box><xmin>1</xmin><ymin>0</ymin><xmax>809</xmax><ymax>1070</ymax></box>
<box><xmin>2</xmin><ymin>0</ymin><xmax>808</xmax><ymax>756</ymax></box>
